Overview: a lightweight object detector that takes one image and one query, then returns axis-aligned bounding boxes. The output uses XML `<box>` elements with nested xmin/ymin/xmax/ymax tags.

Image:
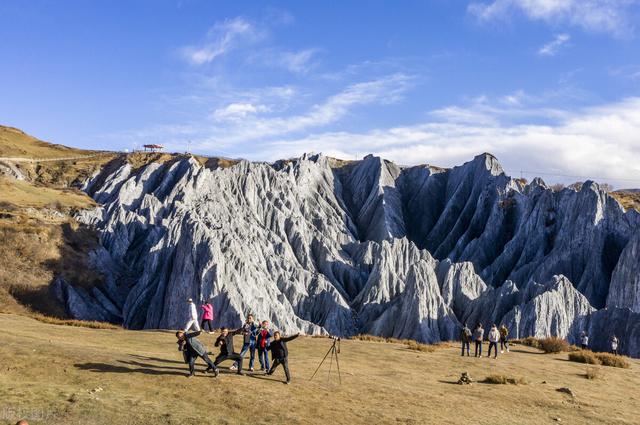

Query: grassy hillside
<box><xmin>0</xmin><ymin>125</ymin><xmax>94</xmax><ymax>159</ymax></box>
<box><xmin>610</xmin><ymin>190</ymin><xmax>640</xmax><ymax>212</ymax></box>
<box><xmin>0</xmin><ymin>205</ymin><xmax>104</xmax><ymax>319</ymax></box>
<box><xmin>1</xmin><ymin>313</ymin><xmax>637</xmax><ymax>425</ymax></box>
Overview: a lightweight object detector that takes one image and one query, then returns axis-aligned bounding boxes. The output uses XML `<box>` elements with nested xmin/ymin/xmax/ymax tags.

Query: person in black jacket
<box><xmin>175</xmin><ymin>330</ymin><xmax>219</xmax><ymax>378</ymax></box>
<box><xmin>267</xmin><ymin>331</ymin><xmax>299</xmax><ymax>384</ymax></box>
<box><xmin>213</xmin><ymin>327</ymin><xmax>244</xmax><ymax>375</ymax></box>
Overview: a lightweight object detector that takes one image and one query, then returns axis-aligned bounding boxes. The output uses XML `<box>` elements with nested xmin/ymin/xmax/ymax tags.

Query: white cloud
<box><xmin>181</xmin><ymin>17</ymin><xmax>260</xmax><ymax>65</ymax></box>
<box><xmin>538</xmin><ymin>33</ymin><xmax>571</xmax><ymax>56</ymax></box>
<box><xmin>212</xmin><ymin>102</ymin><xmax>270</xmax><ymax>121</ymax></box>
<box><xmin>241</xmin><ymin>96</ymin><xmax>640</xmax><ymax>186</ymax></box>
<box><xmin>468</xmin><ymin>0</ymin><xmax>638</xmax><ymax>37</ymax></box>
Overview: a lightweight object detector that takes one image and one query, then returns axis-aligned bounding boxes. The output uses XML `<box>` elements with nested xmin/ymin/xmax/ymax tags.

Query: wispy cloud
<box><xmin>211</xmin><ymin>73</ymin><xmax>414</xmax><ymax>143</ymax></box>
<box><xmin>468</xmin><ymin>0</ymin><xmax>638</xmax><ymax>37</ymax></box>
<box><xmin>539</xmin><ymin>33</ymin><xmax>571</xmax><ymax>56</ymax></box>
<box><xmin>181</xmin><ymin>17</ymin><xmax>261</xmax><ymax>65</ymax></box>
<box><xmin>248</xmin><ymin>47</ymin><xmax>321</xmax><ymax>74</ymax></box>
<box><xmin>609</xmin><ymin>64</ymin><xmax>640</xmax><ymax>80</ymax></box>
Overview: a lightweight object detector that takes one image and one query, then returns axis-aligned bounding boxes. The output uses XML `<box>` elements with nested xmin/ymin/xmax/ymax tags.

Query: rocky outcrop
<box><xmin>55</xmin><ymin>152</ymin><xmax>640</xmax><ymax>357</ymax></box>
<box><xmin>500</xmin><ymin>275</ymin><xmax>595</xmax><ymax>342</ymax></box>
<box><xmin>607</xmin><ymin>230</ymin><xmax>640</xmax><ymax>313</ymax></box>
<box><xmin>0</xmin><ymin>161</ymin><xmax>26</xmax><ymax>180</ymax></box>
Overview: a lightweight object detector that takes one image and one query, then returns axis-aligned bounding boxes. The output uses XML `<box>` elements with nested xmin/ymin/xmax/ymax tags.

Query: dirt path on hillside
<box><xmin>0</xmin><ymin>153</ymin><xmax>107</xmax><ymax>163</ymax></box>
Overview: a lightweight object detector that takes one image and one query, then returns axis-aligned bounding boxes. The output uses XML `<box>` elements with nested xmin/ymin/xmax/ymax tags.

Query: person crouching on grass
<box><xmin>214</xmin><ymin>327</ymin><xmax>244</xmax><ymax>375</ymax></box>
<box><xmin>267</xmin><ymin>331</ymin><xmax>300</xmax><ymax>384</ymax></box>
<box><xmin>176</xmin><ymin>330</ymin><xmax>219</xmax><ymax>378</ymax></box>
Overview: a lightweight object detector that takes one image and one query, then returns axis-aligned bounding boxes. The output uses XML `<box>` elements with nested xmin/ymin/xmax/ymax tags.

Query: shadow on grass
<box><xmin>128</xmin><ymin>354</ymin><xmax>185</xmax><ymax>365</ymax></box>
<box><xmin>75</xmin><ymin>362</ymin><xmax>186</xmax><ymax>376</ymax></box>
<box><xmin>118</xmin><ymin>359</ymin><xmax>184</xmax><ymax>371</ymax></box>
<box><xmin>246</xmin><ymin>373</ymin><xmax>285</xmax><ymax>384</ymax></box>
<box><xmin>509</xmin><ymin>348</ymin><xmax>545</xmax><ymax>355</ymax></box>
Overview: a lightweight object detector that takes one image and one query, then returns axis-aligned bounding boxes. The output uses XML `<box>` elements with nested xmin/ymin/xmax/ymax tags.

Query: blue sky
<box><xmin>2</xmin><ymin>0</ymin><xmax>640</xmax><ymax>185</ymax></box>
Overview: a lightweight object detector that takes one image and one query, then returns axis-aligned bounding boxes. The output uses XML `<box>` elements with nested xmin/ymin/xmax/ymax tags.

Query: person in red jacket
<box><xmin>256</xmin><ymin>320</ymin><xmax>272</xmax><ymax>371</ymax></box>
<box><xmin>200</xmin><ymin>300</ymin><xmax>215</xmax><ymax>334</ymax></box>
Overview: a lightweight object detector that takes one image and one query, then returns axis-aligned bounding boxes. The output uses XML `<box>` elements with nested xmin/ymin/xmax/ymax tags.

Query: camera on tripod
<box><xmin>310</xmin><ymin>335</ymin><xmax>342</xmax><ymax>384</ymax></box>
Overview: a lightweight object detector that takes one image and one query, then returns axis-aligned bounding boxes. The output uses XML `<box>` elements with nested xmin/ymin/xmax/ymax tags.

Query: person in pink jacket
<box><xmin>200</xmin><ymin>300</ymin><xmax>215</xmax><ymax>334</ymax></box>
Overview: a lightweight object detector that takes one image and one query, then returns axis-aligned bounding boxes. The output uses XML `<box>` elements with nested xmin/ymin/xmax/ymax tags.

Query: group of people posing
<box><xmin>460</xmin><ymin>323</ymin><xmax>510</xmax><ymax>358</ymax></box>
<box><xmin>175</xmin><ymin>299</ymin><xmax>299</xmax><ymax>384</ymax></box>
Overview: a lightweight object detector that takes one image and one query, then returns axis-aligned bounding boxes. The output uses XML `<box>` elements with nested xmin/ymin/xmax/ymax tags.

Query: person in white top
<box><xmin>487</xmin><ymin>324</ymin><xmax>500</xmax><ymax>358</ymax></box>
<box><xmin>184</xmin><ymin>298</ymin><xmax>201</xmax><ymax>332</ymax></box>
<box><xmin>580</xmin><ymin>332</ymin><xmax>589</xmax><ymax>350</ymax></box>
<box><xmin>610</xmin><ymin>335</ymin><xmax>619</xmax><ymax>355</ymax></box>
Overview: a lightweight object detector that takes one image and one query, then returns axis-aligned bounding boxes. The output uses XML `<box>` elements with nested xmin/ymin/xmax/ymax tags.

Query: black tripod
<box><xmin>310</xmin><ymin>337</ymin><xmax>341</xmax><ymax>384</ymax></box>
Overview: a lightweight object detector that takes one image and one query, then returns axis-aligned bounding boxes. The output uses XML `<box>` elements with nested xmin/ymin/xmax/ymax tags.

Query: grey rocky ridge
<box><xmin>54</xmin><ymin>152</ymin><xmax>640</xmax><ymax>357</ymax></box>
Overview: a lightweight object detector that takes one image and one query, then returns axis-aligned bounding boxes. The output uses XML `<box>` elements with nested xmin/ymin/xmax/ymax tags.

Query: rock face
<box><xmin>55</xmin><ymin>152</ymin><xmax>640</xmax><ymax>357</ymax></box>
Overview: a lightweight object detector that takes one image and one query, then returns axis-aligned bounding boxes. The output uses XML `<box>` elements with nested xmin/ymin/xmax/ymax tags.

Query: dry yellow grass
<box><xmin>0</xmin><ymin>313</ymin><xmax>638</xmax><ymax>425</ymax></box>
<box><xmin>610</xmin><ymin>191</ymin><xmax>640</xmax><ymax>212</ymax></box>
<box><xmin>0</xmin><ymin>206</ymin><xmax>103</xmax><ymax>319</ymax></box>
<box><xmin>568</xmin><ymin>350</ymin><xmax>631</xmax><ymax>369</ymax></box>
<box><xmin>482</xmin><ymin>374</ymin><xmax>529</xmax><ymax>385</ymax></box>
<box><xmin>0</xmin><ymin>125</ymin><xmax>94</xmax><ymax>159</ymax></box>
<box><xmin>0</xmin><ymin>177</ymin><xmax>95</xmax><ymax>209</ymax></box>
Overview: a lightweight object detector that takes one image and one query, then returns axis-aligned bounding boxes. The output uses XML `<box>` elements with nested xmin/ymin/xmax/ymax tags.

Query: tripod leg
<box><xmin>328</xmin><ymin>346</ymin><xmax>334</xmax><ymax>383</ymax></box>
<box><xmin>335</xmin><ymin>346</ymin><xmax>342</xmax><ymax>385</ymax></box>
<box><xmin>310</xmin><ymin>343</ymin><xmax>334</xmax><ymax>381</ymax></box>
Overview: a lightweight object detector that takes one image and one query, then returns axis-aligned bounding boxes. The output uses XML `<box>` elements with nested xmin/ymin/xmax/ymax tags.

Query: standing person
<box><xmin>256</xmin><ymin>320</ymin><xmax>273</xmax><ymax>372</ymax></box>
<box><xmin>580</xmin><ymin>332</ymin><xmax>589</xmax><ymax>350</ymax></box>
<box><xmin>200</xmin><ymin>300</ymin><xmax>215</xmax><ymax>334</ymax></box>
<box><xmin>611</xmin><ymin>335</ymin><xmax>619</xmax><ymax>355</ymax></box>
<box><xmin>184</xmin><ymin>298</ymin><xmax>200</xmax><ymax>332</ymax></box>
<box><xmin>499</xmin><ymin>324</ymin><xmax>510</xmax><ymax>353</ymax></box>
<box><xmin>234</xmin><ymin>314</ymin><xmax>258</xmax><ymax>372</ymax></box>
<box><xmin>213</xmin><ymin>327</ymin><xmax>244</xmax><ymax>375</ymax></box>
<box><xmin>175</xmin><ymin>330</ymin><xmax>219</xmax><ymax>378</ymax></box>
<box><xmin>267</xmin><ymin>331</ymin><xmax>300</xmax><ymax>384</ymax></box>
<box><xmin>473</xmin><ymin>324</ymin><xmax>484</xmax><ymax>358</ymax></box>
<box><xmin>487</xmin><ymin>324</ymin><xmax>500</xmax><ymax>359</ymax></box>
<box><xmin>460</xmin><ymin>323</ymin><xmax>472</xmax><ymax>356</ymax></box>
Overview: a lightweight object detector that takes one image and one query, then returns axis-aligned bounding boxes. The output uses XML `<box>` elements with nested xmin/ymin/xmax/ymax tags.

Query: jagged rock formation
<box><xmin>607</xmin><ymin>230</ymin><xmax>640</xmax><ymax>313</ymax></box>
<box><xmin>53</xmin><ymin>152</ymin><xmax>640</xmax><ymax>356</ymax></box>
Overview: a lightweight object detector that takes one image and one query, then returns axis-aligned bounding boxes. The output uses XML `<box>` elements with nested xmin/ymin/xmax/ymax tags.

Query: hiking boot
<box><xmin>249</xmin><ymin>367</ymin><xmax>254</xmax><ymax>372</ymax></box>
